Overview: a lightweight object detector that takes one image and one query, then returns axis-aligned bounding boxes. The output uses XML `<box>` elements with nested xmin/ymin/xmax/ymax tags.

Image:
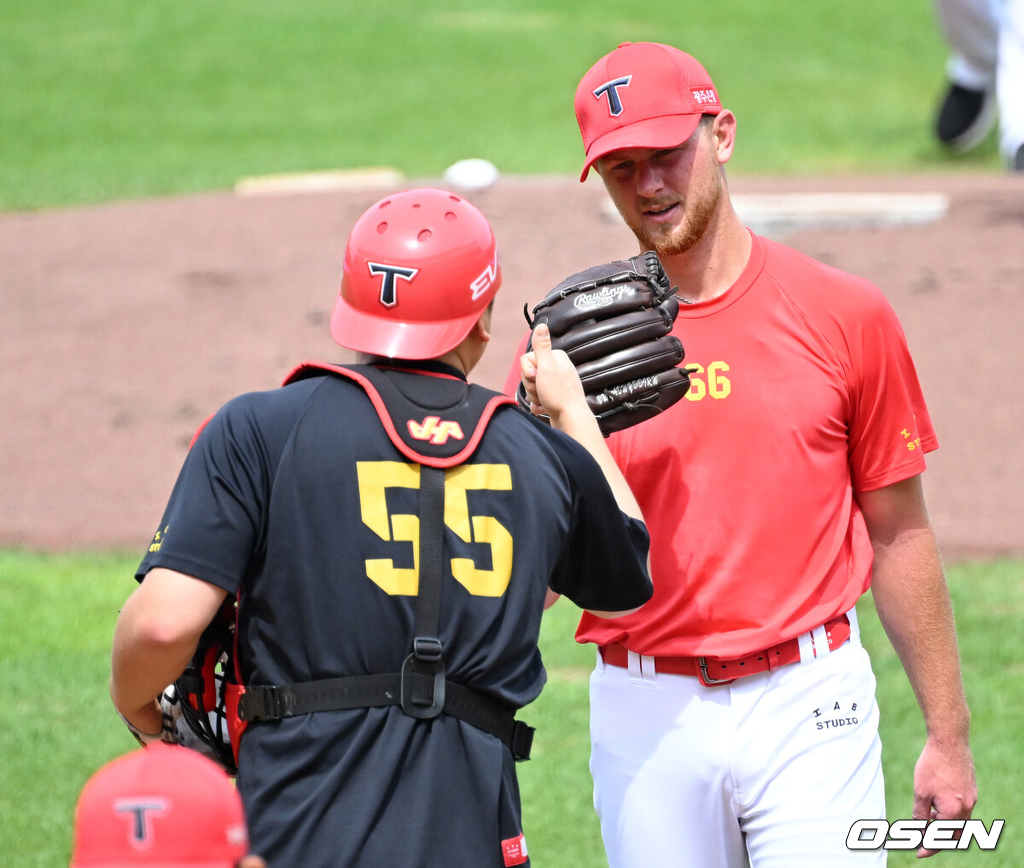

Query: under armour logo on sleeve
<box><xmin>368</xmin><ymin>262</ymin><xmax>419</xmax><ymax>308</ymax></box>
<box><xmin>592</xmin><ymin>76</ymin><xmax>633</xmax><ymax>116</ymax></box>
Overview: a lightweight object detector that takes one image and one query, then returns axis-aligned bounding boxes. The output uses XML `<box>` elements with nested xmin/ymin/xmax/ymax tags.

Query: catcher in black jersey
<box><xmin>111</xmin><ymin>188</ymin><xmax>653</xmax><ymax>868</ymax></box>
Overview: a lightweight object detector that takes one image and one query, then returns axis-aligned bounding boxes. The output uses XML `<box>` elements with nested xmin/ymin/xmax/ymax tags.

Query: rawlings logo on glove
<box><xmin>518</xmin><ymin>251</ymin><xmax>693</xmax><ymax>435</ymax></box>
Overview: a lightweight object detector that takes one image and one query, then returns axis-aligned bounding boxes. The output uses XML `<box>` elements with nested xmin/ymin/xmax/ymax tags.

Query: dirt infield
<box><xmin>2</xmin><ymin>172</ymin><xmax>1023</xmax><ymax>560</ymax></box>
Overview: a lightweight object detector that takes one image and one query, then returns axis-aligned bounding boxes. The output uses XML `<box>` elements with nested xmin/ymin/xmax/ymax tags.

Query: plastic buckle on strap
<box><xmin>238</xmin><ymin>685</ymin><xmax>281</xmax><ymax>722</ymax></box>
<box><xmin>412</xmin><ymin>636</ymin><xmax>443</xmax><ymax>662</ymax></box>
<box><xmin>510</xmin><ymin>720</ymin><xmax>535</xmax><ymax>762</ymax></box>
<box><xmin>400</xmin><ymin>653</ymin><xmax>446</xmax><ymax>719</ymax></box>
<box><xmin>697</xmin><ymin>657</ymin><xmax>735</xmax><ymax>687</ymax></box>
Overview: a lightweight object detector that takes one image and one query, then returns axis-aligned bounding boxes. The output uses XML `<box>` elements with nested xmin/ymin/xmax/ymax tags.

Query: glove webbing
<box><xmin>524</xmin><ymin>251</ymin><xmax>673</xmax><ymax>327</ymax></box>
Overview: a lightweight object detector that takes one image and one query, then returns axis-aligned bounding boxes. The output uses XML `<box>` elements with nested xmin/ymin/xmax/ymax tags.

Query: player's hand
<box><xmin>520</xmin><ymin>322</ymin><xmax>588</xmax><ymax>425</ymax></box>
<box><xmin>911</xmin><ymin>736</ymin><xmax>977</xmax><ymax>858</ymax></box>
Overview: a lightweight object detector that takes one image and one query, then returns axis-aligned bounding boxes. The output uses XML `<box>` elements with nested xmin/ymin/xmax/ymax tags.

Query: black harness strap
<box><xmin>401</xmin><ymin>466</ymin><xmax>447</xmax><ymax>718</ymax></box>
<box><xmin>237</xmin><ymin>674</ymin><xmax>534</xmax><ymax>761</ymax></box>
<box><xmin>238</xmin><ymin>465</ymin><xmax>535</xmax><ymax>761</ymax></box>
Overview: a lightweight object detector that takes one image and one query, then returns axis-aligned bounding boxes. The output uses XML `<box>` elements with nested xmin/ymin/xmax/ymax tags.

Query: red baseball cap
<box><xmin>70</xmin><ymin>744</ymin><xmax>250</xmax><ymax>868</ymax></box>
<box><xmin>575</xmin><ymin>42</ymin><xmax>723</xmax><ymax>181</ymax></box>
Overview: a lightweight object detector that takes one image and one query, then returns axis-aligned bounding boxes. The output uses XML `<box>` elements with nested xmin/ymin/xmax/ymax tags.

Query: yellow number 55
<box><xmin>356</xmin><ymin>461</ymin><xmax>513</xmax><ymax>598</ymax></box>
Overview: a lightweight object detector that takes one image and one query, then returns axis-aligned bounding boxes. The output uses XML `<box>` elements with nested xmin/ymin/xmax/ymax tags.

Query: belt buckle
<box><xmin>697</xmin><ymin>657</ymin><xmax>734</xmax><ymax>687</ymax></box>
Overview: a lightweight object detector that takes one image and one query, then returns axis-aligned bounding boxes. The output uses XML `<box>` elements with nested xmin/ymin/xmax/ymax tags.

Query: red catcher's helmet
<box><xmin>331</xmin><ymin>188</ymin><xmax>501</xmax><ymax>359</ymax></box>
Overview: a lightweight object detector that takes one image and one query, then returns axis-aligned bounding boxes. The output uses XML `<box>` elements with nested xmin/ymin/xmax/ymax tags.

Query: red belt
<box><xmin>599</xmin><ymin>614</ymin><xmax>851</xmax><ymax>687</ymax></box>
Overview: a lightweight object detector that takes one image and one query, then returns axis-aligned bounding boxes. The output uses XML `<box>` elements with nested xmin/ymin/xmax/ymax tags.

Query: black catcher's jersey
<box><xmin>137</xmin><ymin>361</ymin><xmax>652</xmax><ymax>868</ymax></box>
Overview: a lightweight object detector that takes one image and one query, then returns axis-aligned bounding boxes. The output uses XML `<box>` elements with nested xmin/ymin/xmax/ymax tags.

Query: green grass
<box><xmin>856</xmin><ymin>560</ymin><xmax>1024</xmax><ymax>866</ymax></box>
<box><xmin>0</xmin><ymin>0</ymin><xmax>1004</xmax><ymax>212</ymax></box>
<box><xmin>0</xmin><ymin>551</ymin><xmax>142</xmax><ymax>868</ymax></box>
<box><xmin>6</xmin><ymin>551</ymin><xmax>1018</xmax><ymax>866</ymax></box>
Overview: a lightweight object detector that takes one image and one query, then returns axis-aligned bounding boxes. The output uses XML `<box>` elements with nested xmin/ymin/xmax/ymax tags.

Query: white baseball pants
<box><xmin>935</xmin><ymin>0</ymin><xmax>1024</xmax><ymax>156</ymax></box>
<box><xmin>588</xmin><ymin>609</ymin><xmax>886</xmax><ymax>868</ymax></box>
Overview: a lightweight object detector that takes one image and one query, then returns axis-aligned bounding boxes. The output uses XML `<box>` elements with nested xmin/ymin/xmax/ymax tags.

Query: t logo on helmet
<box><xmin>368</xmin><ymin>262</ymin><xmax>419</xmax><ymax>308</ymax></box>
<box><xmin>592</xmin><ymin>75</ymin><xmax>632</xmax><ymax>116</ymax></box>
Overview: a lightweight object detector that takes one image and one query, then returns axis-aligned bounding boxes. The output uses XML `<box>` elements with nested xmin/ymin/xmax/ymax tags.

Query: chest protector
<box><xmin>284</xmin><ymin>361</ymin><xmax>516</xmax><ymax>466</ymax></box>
<box><xmin>182</xmin><ymin>363</ymin><xmax>532</xmax><ymax>774</ymax></box>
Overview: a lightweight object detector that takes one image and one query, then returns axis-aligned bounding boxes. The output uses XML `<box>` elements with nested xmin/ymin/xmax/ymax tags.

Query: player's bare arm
<box><xmin>523</xmin><ymin>322</ymin><xmax>649</xmax><ymax>619</ymax></box>
<box><xmin>857</xmin><ymin>474</ymin><xmax>977</xmax><ymax>857</ymax></box>
<box><xmin>521</xmin><ymin>322</ymin><xmax>644</xmax><ymax>524</ymax></box>
<box><xmin>111</xmin><ymin>567</ymin><xmax>227</xmax><ymax>736</ymax></box>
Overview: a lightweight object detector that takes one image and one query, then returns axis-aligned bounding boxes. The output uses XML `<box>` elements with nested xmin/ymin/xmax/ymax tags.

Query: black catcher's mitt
<box><xmin>517</xmin><ymin>251</ymin><xmax>691</xmax><ymax>435</ymax></box>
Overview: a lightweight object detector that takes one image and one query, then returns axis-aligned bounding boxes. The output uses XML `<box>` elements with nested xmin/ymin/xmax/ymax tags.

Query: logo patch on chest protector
<box><xmin>408</xmin><ymin>416</ymin><xmax>464</xmax><ymax>445</ymax></box>
<box><xmin>282</xmin><ymin>362</ymin><xmax>515</xmax><ymax>467</ymax></box>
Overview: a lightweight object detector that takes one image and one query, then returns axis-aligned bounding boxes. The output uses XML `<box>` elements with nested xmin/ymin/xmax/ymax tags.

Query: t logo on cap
<box><xmin>114</xmin><ymin>799</ymin><xmax>170</xmax><ymax>848</ymax></box>
<box><xmin>592</xmin><ymin>75</ymin><xmax>633</xmax><ymax>116</ymax></box>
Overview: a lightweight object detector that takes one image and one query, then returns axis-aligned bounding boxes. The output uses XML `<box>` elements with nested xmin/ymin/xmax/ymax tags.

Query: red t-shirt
<box><xmin>511</xmin><ymin>233</ymin><xmax>936</xmax><ymax>658</ymax></box>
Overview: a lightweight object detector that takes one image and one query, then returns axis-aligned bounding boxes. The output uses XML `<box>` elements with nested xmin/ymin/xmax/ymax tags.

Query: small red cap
<box><xmin>70</xmin><ymin>744</ymin><xmax>249</xmax><ymax>868</ymax></box>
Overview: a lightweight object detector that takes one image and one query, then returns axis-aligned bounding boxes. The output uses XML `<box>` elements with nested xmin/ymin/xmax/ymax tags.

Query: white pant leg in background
<box><xmin>589</xmin><ymin>620</ymin><xmax>885</xmax><ymax>868</ymax></box>
<box><xmin>997</xmin><ymin>0</ymin><xmax>1024</xmax><ymax>153</ymax></box>
<box><xmin>934</xmin><ymin>0</ymin><xmax>1001</xmax><ymax>87</ymax></box>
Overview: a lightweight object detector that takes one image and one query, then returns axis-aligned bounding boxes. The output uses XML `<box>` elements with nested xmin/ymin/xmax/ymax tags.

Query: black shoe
<box><xmin>935</xmin><ymin>82</ymin><xmax>997</xmax><ymax>151</ymax></box>
<box><xmin>1013</xmin><ymin>144</ymin><xmax>1024</xmax><ymax>172</ymax></box>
